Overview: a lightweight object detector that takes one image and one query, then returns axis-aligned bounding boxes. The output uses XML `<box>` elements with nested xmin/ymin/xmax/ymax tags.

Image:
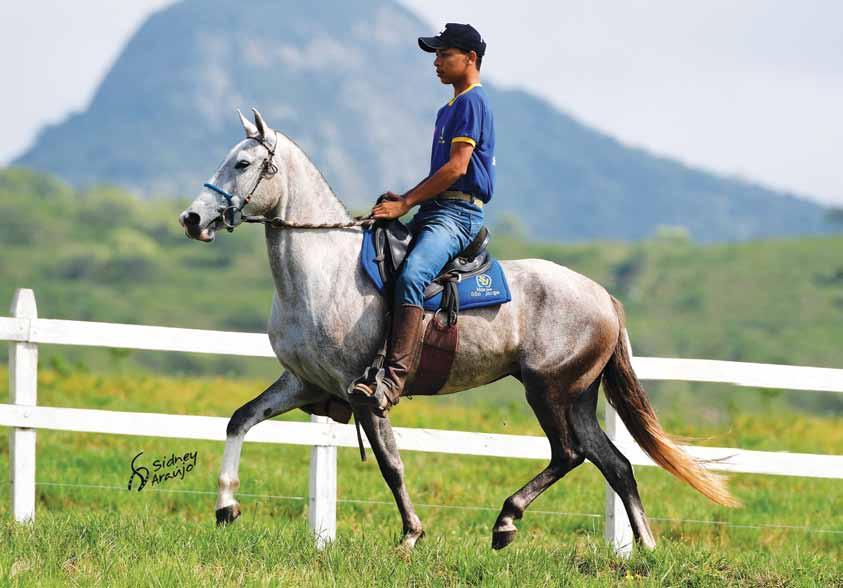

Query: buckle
<box><xmin>222</xmin><ymin>206</ymin><xmax>243</xmax><ymax>231</ymax></box>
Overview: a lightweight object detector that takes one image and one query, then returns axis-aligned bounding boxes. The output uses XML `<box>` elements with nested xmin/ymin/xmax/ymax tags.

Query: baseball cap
<box><xmin>418</xmin><ymin>23</ymin><xmax>486</xmax><ymax>57</ymax></box>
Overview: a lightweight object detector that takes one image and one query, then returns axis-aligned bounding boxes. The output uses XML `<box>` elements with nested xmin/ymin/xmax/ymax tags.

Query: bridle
<box><xmin>202</xmin><ymin>131</ymin><xmax>373</xmax><ymax>232</ymax></box>
<box><xmin>203</xmin><ymin>132</ymin><xmax>279</xmax><ymax>232</ymax></box>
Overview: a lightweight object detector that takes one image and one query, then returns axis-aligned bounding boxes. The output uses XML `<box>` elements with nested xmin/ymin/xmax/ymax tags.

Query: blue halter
<box><xmin>203</xmin><ymin>182</ymin><xmax>236</xmax><ymax>207</ymax></box>
<box><xmin>201</xmin><ymin>133</ymin><xmax>278</xmax><ymax>231</ymax></box>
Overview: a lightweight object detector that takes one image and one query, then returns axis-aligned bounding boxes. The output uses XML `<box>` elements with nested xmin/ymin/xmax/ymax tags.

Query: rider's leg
<box><xmin>350</xmin><ymin>219</ymin><xmax>472</xmax><ymax>413</ymax></box>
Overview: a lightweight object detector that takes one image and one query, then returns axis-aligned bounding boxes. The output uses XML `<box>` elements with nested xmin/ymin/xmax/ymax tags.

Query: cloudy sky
<box><xmin>2</xmin><ymin>1</ymin><xmax>841</xmax><ymax>206</ymax></box>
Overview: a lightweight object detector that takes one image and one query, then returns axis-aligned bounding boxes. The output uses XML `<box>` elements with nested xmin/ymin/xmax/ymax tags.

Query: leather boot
<box><xmin>349</xmin><ymin>304</ymin><xmax>424</xmax><ymax>415</ymax></box>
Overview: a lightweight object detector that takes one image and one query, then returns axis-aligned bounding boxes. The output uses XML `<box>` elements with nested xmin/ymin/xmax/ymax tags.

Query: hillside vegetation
<box><xmin>1</xmin><ymin>167</ymin><xmax>842</xmax><ymax>415</ymax></box>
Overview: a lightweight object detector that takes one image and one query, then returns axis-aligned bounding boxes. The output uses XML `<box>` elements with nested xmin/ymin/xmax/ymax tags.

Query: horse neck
<box><xmin>265</xmin><ymin>144</ymin><xmax>362</xmax><ymax>303</ymax></box>
<box><xmin>278</xmin><ymin>143</ymin><xmax>351</xmax><ymax>225</ymax></box>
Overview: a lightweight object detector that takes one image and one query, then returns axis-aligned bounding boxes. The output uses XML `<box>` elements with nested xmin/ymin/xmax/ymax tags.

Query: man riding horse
<box><xmin>349</xmin><ymin>23</ymin><xmax>494</xmax><ymax>415</ymax></box>
<box><xmin>181</xmin><ymin>20</ymin><xmax>735</xmax><ymax>552</ymax></box>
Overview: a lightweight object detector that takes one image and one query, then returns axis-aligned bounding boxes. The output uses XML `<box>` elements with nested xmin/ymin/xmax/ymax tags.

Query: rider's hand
<box><xmin>372</xmin><ymin>192</ymin><xmax>411</xmax><ymax>219</ymax></box>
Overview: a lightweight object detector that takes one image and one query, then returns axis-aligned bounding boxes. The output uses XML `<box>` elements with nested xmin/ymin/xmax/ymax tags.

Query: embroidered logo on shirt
<box><xmin>438</xmin><ymin>127</ymin><xmax>445</xmax><ymax>144</ymax></box>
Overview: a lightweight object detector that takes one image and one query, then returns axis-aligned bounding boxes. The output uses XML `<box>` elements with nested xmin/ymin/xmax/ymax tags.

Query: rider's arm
<box><xmin>403</xmin><ymin>141</ymin><xmax>474</xmax><ymax>206</ymax></box>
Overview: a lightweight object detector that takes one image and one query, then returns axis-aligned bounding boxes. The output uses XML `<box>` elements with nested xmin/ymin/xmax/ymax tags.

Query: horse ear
<box><xmin>252</xmin><ymin>107</ymin><xmax>268</xmax><ymax>137</ymax></box>
<box><xmin>237</xmin><ymin>109</ymin><xmax>259</xmax><ymax>138</ymax></box>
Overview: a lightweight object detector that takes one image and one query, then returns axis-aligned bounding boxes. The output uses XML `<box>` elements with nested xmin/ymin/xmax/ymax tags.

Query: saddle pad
<box><xmin>360</xmin><ymin>228</ymin><xmax>512</xmax><ymax>311</ymax></box>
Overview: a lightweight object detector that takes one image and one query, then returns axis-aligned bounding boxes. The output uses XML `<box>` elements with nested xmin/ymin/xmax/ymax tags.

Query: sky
<box><xmin>2</xmin><ymin>0</ymin><xmax>842</xmax><ymax>207</ymax></box>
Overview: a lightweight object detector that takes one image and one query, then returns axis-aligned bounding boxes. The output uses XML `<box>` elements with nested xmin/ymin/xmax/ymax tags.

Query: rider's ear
<box><xmin>238</xmin><ymin>109</ymin><xmax>259</xmax><ymax>138</ymax></box>
<box><xmin>252</xmin><ymin>108</ymin><xmax>268</xmax><ymax>137</ymax></box>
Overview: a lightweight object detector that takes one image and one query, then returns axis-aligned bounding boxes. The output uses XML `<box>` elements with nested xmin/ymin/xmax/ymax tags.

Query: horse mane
<box><xmin>276</xmin><ymin>130</ymin><xmax>355</xmax><ymax>219</ymax></box>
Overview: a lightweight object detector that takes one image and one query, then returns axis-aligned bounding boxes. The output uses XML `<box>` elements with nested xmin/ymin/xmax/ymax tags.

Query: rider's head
<box><xmin>419</xmin><ymin>23</ymin><xmax>485</xmax><ymax>84</ymax></box>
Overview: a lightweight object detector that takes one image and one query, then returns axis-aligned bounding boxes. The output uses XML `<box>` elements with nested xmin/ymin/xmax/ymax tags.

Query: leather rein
<box><xmin>203</xmin><ymin>131</ymin><xmax>373</xmax><ymax>233</ymax></box>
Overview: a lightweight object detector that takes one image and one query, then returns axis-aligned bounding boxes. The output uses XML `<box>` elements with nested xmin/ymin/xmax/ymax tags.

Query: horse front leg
<box><xmin>357</xmin><ymin>408</ymin><xmax>424</xmax><ymax>547</ymax></box>
<box><xmin>216</xmin><ymin>372</ymin><xmax>324</xmax><ymax>525</ymax></box>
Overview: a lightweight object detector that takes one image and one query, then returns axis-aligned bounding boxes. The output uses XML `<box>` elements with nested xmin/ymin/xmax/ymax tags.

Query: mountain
<box><xmin>14</xmin><ymin>0</ymin><xmax>837</xmax><ymax>242</ymax></box>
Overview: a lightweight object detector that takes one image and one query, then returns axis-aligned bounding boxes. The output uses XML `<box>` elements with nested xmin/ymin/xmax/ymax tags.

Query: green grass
<box><xmin>3</xmin><ymin>514</ymin><xmax>839</xmax><ymax>587</ymax></box>
<box><xmin>0</xmin><ymin>369</ymin><xmax>841</xmax><ymax>585</ymax></box>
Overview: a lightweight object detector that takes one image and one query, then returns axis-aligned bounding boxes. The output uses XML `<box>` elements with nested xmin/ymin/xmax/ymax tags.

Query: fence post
<box><xmin>604</xmin><ymin>329</ymin><xmax>634</xmax><ymax>556</ymax></box>
<box><xmin>308</xmin><ymin>414</ymin><xmax>337</xmax><ymax>549</ymax></box>
<box><xmin>9</xmin><ymin>289</ymin><xmax>38</xmax><ymax>524</ymax></box>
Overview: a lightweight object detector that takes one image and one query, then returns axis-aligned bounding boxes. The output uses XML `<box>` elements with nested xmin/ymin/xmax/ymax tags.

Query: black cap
<box><xmin>418</xmin><ymin>23</ymin><xmax>486</xmax><ymax>57</ymax></box>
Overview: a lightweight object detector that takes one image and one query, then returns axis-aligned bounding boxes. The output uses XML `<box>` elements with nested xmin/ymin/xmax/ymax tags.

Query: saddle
<box><xmin>372</xmin><ymin>219</ymin><xmax>492</xmax><ymax>324</ymax></box>
<box><xmin>301</xmin><ymin>218</ymin><xmax>511</xmax><ymax>425</ymax></box>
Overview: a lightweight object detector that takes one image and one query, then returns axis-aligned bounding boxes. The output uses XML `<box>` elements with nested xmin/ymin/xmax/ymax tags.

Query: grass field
<box><xmin>0</xmin><ymin>368</ymin><xmax>841</xmax><ymax>586</ymax></box>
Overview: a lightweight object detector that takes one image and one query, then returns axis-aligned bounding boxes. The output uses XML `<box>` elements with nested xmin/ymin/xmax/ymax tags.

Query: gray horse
<box><xmin>179</xmin><ymin>109</ymin><xmax>736</xmax><ymax>551</ymax></box>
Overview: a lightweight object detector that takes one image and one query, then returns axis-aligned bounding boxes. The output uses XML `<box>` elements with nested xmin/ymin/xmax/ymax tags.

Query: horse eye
<box><xmin>235</xmin><ymin>160</ymin><xmax>250</xmax><ymax>170</ymax></box>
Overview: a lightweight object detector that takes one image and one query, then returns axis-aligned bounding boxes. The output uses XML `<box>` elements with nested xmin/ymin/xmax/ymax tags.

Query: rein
<box><xmin>241</xmin><ymin>215</ymin><xmax>374</xmax><ymax>230</ymax></box>
<box><xmin>203</xmin><ymin>131</ymin><xmax>374</xmax><ymax>232</ymax></box>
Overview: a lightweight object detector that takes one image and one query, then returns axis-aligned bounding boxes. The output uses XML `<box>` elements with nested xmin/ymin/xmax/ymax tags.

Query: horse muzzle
<box><xmin>179</xmin><ymin>210</ymin><xmax>216</xmax><ymax>242</ymax></box>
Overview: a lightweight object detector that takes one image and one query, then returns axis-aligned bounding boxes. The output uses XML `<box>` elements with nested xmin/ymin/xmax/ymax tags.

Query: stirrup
<box><xmin>348</xmin><ymin>367</ymin><xmax>397</xmax><ymax>416</ymax></box>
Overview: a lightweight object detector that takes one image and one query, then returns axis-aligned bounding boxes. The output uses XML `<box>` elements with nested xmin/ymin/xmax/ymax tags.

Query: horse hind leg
<box><xmin>569</xmin><ymin>377</ymin><xmax>657</xmax><ymax>549</ymax></box>
<box><xmin>491</xmin><ymin>378</ymin><xmax>585</xmax><ymax>550</ymax></box>
<box><xmin>216</xmin><ymin>372</ymin><xmax>324</xmax><ymax>525</ymax></box>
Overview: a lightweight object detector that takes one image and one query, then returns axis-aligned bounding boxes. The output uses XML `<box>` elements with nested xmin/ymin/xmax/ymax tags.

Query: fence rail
<box><xmin>3</xmin><ymin>289</ymin><xmax>842</xmax><ymax>555</ymax></box>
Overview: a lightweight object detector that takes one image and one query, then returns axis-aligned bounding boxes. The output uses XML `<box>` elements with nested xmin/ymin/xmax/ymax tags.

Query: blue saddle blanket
<box><xmin>360</xmin><ymin>229</ymin><xmax>512</xmax><ymax>311</ymax></box>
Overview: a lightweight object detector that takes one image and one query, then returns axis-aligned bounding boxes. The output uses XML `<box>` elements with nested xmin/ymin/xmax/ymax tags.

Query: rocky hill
<box><xmin>14</xmin><ymin>0</ymin><xmax>836</xmax><ymax>242</ymax></box>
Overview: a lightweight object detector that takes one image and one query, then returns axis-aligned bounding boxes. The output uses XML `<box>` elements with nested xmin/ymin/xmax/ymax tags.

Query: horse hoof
<box><xmin>639</xmin><ymin>535</ymin><xmax>657</xmax><ymax>551</ymax></box>
<box><xmin>215</xmin><ymin>503</ymin><xmax>241</xmax><ymax>526</ymax></box>
<box><xmin>400</xmin><ymin>529</ymin><xmax>425</xmax><ymax>549</ymax></box>
<box><xmin>491</xmin><ymin>529</ymin><xmax>518</xmax><ymax>550</ymax></box>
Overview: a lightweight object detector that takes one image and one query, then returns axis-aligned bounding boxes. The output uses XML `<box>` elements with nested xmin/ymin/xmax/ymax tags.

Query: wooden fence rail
<box><xmin>3</xmin><ymin>289</ymin><xmax>842</xmax><ymax>555</ymax></box>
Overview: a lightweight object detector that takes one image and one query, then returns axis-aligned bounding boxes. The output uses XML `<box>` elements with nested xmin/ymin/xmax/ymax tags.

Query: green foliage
<box><xmin>1</xmin><ymin>167</ymin><xmax>842</xmax><ymax>416</ymax></box>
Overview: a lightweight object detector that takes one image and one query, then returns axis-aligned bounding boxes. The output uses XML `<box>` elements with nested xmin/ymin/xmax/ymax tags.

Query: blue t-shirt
<box><xmin>429</xmin><ymin>84</ymin><xmax>495</xmax><ymax>203</ymax></box>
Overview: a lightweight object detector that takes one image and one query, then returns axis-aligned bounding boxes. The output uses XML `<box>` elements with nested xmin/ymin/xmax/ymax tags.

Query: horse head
<box><xmin>179</xmin><ymin>108</ymin><xmax>285</xmax><ymax>242</ymax></box>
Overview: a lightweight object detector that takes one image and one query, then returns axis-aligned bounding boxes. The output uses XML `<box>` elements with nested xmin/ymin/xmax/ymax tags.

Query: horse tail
<box><xmin>602</xmin><ymin>296</ymin><xmax>739</xmax><ymax>507</ymax></box>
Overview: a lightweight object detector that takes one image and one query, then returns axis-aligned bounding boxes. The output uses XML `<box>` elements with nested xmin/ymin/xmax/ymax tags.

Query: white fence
<box><xmin>3</xmin><ymin>288</ymin><xmax>843</xmax><ymax>554</ymax></box>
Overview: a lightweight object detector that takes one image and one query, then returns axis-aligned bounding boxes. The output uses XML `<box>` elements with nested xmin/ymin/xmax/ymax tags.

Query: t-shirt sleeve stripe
<box><xmin>451</xmin><ymin>136</ymin><xmax>477</xmax><ymax>147</ymax></box>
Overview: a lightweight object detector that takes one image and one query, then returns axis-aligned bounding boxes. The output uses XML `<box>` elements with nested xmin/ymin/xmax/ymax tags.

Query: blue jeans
<box><xmin>394</xmin><ymin>199</ymin><xmax>484</xmax><ymax>307</ymax></box>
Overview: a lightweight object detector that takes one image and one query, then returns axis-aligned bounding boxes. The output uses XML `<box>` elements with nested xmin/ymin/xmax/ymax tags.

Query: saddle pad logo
<box><xmin>476</xmin><ymin>274</ymin><xmax>493</xmax><ymax>288</ymax></box>
<box><xmin>360</xmin><ymin>229</ymin><xmax>511</xmax><ymax>310</ymax></box>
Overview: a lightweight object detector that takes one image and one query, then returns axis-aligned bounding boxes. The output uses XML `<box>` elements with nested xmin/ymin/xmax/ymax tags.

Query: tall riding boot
<box><xmin>349</xmin><ymin>304</ymin><xmax>424</xmax><ymax>415</ymax></box>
